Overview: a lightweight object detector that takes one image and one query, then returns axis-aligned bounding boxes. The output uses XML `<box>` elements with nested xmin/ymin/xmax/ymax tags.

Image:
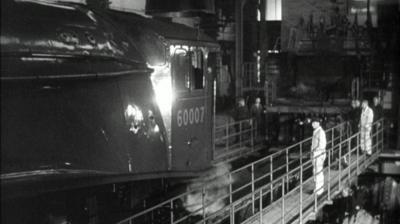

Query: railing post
<box><xmin>339</xmin><ymin>143</ymin><xmax>342</xmax><ymax>190</ymax></box>
<box><xmin>281</xmin><ymin>178</ymin><xmax>285</xmax><ymax>224</ymax></box>
<box><xmin>170</xmin><ymin>200</ymin><xmax>174</xmax><ymax>224</ymax></box>
<box><xmin>270</xmin><ymin>156</ymin><xmax>273</xmax><ymax>203</ymax></box>
<box><xmin>356</xmin><ymin>133</ymin><xmax>360</xmax><ymax>176</ymax></box>
<box><xmin>331</xmin><ymin>130</ymin><xmax>334</xmax><ymax>168</ymax></box>
<box><xmin>239</xmin><ymin>121</ymin><xmax>243</xmax><ymax>148</ymax></box>
<box><xmin>286</xmin><ymin>148</ymin><xmax>289</xmax><ymax>192</ymax></box>
<box><xmin>230</xmin><ymin>205</ymin><xmax>235</xmax><ymax>224</ymax></box>
<box><xmin>347</xmin><ymin>138</ymin><xmax>351</xmax><ymax>181</ymax></box>
<box><xmin>327</xmin><ymin>148</ymin><xmax>331</xmax><ymax>202</ymax></box>
<box><xmin>259</xmin><ymin>189</ymin><xmax>263</xmax><ymax>224</ymax></box>
<box><xmin>314</xmin><ymin>184</ymin><xmax>317</xmax><ymax>214</ymax></box>
<box><xmin>371</xmin><ymin>123</ymin><xmax>375</xmax><ymax>154</ymax></box>
<box><xmin>226</xmin><ymin>125</ymin><xmax>229</xmax><ymax>151</ymax></box>
<box><xmin>229</xmin><ymin>174</ymin><xmax>233</xmax><ymax>224</ymax></box>
<box><xmin>354</xmin><ymin>135</ymin><xmax>358</xmax><ymax>186</ymax></box>
<box><xmin>377</xmin><ymin>121</ymin><xmax>380</xmax><ymax>153</ymax></box>
<box><xmin>299</xmin><ymin>163</ymin><xmax>303</xmax><ymax>223</ymax></box>
<box><xmin>300</xmin><ymin>142</ymin><xmax>303</xmax><ymax>167</ymax></box>
<box><xmin>251</xmin><ymin>163</ymin><xmax>255</xmax><ymax>214</ymax></box>
<box><xmin>202</xmin><ymin>186</ymin><xmax>206</xmax><ymax>224</ymax></box>
<box><xmin>229</xmin><ymin>174</ymin><xmax>233</xmax><ymax>205</ymax></box>
<box><xmin>378</xmin><ymin>120</ymin><xmax>381</xmax><ymax>152</ymax></box>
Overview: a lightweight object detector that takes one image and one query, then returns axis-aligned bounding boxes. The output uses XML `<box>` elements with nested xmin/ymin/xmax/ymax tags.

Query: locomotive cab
<box><xmin>170</xmin><ymin>45</ymin><xmax>213</xmax><ymax>171</ymax></box>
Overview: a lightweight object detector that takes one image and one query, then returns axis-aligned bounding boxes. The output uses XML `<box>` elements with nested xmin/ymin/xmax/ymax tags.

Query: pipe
<box><xmin>235</xmin><ymin>0</ymin><xmax>247</xmax><ymax>97</ymax></box>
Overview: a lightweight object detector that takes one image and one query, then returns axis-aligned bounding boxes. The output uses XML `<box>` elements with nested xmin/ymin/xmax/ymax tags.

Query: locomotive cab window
<box><xmin>191</xmin><ymin>50</ymin><xmax>205</xmax><ymax>90</ymax></box>
<box><xmin>172</xmin><ymin>50</ymin><xmax>190</xmax><ymax>92</ymax></box>
<box><xmin>172</xmin><ymin>48</ymin><xmax>205</xmax><ymax>92</ymax></box>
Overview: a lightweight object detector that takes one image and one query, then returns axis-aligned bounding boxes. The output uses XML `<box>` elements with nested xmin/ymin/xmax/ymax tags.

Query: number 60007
<box><xmin>177</xmin><ymin>106</ymin><xmax>205</xmax><ymax>127</ymax></box>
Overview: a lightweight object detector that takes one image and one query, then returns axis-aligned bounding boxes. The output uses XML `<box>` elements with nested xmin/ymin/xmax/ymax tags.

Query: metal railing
<box><xmin>116</xmin><ymin>119</ymin><xmax>384</xmax><ymax>224</ymax></box>
<box><xmin>241</xmin><ymin>119</ymin><xmax>384</xmax><ymax>224</ymax></box>
<box><xmin>213</xmin><ymin>118</ymin><xmax>257</xmax><ymax>162</ymax></box>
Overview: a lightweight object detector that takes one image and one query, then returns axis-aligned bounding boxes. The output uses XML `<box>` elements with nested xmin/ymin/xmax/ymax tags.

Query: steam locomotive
<box><xmin>1</xmin><ymin>0</ymin><xmax>220</xmax><ymax>223</ymax></box>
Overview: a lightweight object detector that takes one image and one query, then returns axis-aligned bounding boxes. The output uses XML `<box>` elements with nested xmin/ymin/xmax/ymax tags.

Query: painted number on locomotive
<box><xmin>177</xmin><ymin>106</ymin><xmax>205</xmax><ymax>127</ymax></box>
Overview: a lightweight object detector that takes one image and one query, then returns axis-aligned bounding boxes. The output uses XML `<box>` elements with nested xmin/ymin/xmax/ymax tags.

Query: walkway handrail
<box><xmin>238</xmin><ymin>118</ymin><xmax>384</xmax><ymax>224</ymax></box>
<box><xmin>213</xmin><ymin>118</ymin><xmax>257</xmax><ymax>161</ymax></box>
<box><xmin>196</xmin><ymin>122</ymin><xmax>359</xmax><ymax>224</ymax></box>
<box><xmin>116</xmin><ymin>119</ymin><xmax>362</xmax><ymax>224</ymax></box>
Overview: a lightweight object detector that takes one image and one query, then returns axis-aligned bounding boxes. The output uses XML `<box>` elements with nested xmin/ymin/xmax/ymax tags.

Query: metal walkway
<box><xmin>117</xmin><ymin>119</ymin><xmax>385</xmax><ymax>224</ymax></box>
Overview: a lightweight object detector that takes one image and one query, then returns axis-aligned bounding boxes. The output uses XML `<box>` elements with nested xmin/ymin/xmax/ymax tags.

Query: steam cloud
<box><xmin>183</xmin><ymin>163</ymin><xmax>234</xmax><ymax>216</ymax></box>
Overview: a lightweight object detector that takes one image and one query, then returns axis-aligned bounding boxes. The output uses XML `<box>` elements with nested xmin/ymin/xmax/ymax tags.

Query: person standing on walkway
<box><xmin>311</xmin><ymin>118</ymin><xmax>327</xmax><ymax>196</ymax></box>
<box><xmin>360</xmin><ymin>100</ymin><xmax>374</xmax><ymax>155</ymax></box>
<box><xmin>233</xmin><ymin>97</ymin><xmax>251</xmax><ymax>143</ymax></box>
<box><xmin>348</xmin><ymin>99</ymin><xmax>361</xmax><ymax>159</ymax></box>
<box><xmin>348</xmin><ymin>99</ymin><xmax>361</xmax><ymax>134</ymax></box>
<box><xmin>371</xmin><ymin>96</ymin><xmax>383</xmax><ymax>126</ymax></box>
<box><xmin>233</xmin><ymin>98</ymin><xmax>250</xmax><ymax>121</ymax></box>
<box><xmin>250</xmin><ymin>97</ymin><xmax>265</xmax><ymax>141</ymax></box>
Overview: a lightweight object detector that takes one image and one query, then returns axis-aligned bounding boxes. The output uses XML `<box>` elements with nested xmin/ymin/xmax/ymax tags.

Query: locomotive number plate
<box><xmin>177</xmin><ymin>106</ymin><xmax>205</xmax><ymax>127</ymax></box>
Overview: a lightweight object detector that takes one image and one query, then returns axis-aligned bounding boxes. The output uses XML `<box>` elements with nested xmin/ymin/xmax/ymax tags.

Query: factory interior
<box><xmin>1</xmin><ymin>0</ymin><xmax>400</xmax><ymax>224</ymax></box>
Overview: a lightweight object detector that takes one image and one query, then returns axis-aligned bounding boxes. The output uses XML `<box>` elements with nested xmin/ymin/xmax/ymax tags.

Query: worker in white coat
<box><xmin>311</xmin><ymin>118</ymin><xmax>327</xmax><ymax>196</ymax></box>
<box><xmin>360</xmin><ymin>100</ymin><xmax>374</xmax><ymax>155</ymax></box>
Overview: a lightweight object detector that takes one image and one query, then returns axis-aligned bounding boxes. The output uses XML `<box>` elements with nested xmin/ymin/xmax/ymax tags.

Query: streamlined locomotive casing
<box><xmin>1</xmin><ymin>0</ymin><xmax>170</xmax><ymax>184</ymax></box>
<box><xmin>1</xmin><ymin>1</ymin><xmax>221</xmax><ymax>222</ymax></box>
<box><xmin>1</xmin><ymin>1</ymin><xmax>222</xmax><ymax>199</ymax></box>
<box><xmin>1</xmin><ymin>0</ymin><xmax>221</xmax><ymax>191</ymax></box>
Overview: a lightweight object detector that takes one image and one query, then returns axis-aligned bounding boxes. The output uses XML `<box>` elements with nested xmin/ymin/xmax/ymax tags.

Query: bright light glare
<box><xmin>125</xmin><ymin>104</ymin><xmax>143</xmax><ymax>122</ymax></box>
<box><xmin>126</xmin><ymin>104</ymin><xmax>136</xmax><ymax>117</ymax></box>
<box><xmin>156</xmin><ymin>77</ymin><xmax>173</xmax><ymax>113</ymax></box>
<box><xmin>149</xmin><ymin>63</ymin><xmax>173</xmax><ymax>144</ymax></box>
<box><xmin>154</xmin><ymin>124</ymin><xmax>160</xmax><ymax>133</ymax></box>
<box><xmin>266</xmin><ymin>0</ymin><xmax>282</xmax><ymax>21</ymax></box>
<box><xmin>170</xmin><ymin>45</ymin><xmax>189</xmax><ymax>55</ymax></box>
<box><xmin>149</xmin><ymin>64</ymin><xmax>173</xmax><ymax>115</ymax></box>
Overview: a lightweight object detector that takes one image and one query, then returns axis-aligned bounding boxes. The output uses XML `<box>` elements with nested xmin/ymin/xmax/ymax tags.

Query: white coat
<box><xmin>360</xmin><ymin>106</ymin><xmax>374</xmax><ymax>129</ymax></box>
<box><xmin>311</xmin><ymin>126</ymin><xmax>326</xmax><ymax>195</ymax></box>
<box><xmin>360</xmin><ymin>106</ymin><xmax>374</xmax><ymax>154</ymax></box>
<box><xmin>311</xmin><ymin>126</ymin><xmax>327</xmax><ymax>154</ymax></box>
